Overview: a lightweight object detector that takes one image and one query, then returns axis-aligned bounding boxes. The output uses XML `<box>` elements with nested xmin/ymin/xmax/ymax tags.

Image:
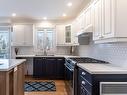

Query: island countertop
<box><xmin>0</xmin><ymin>59</ymin><xmax>26</xmax><ymax>71</ymax></box>
<box><xmin>78</xmin><ymin>63</ymin><xmax>127</xmax><ymax>74</ymax></box>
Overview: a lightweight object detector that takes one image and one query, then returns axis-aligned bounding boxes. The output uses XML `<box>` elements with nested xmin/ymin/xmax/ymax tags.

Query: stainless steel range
<box><xmin>64</xmin><ymin>57</ymin><xmax>108</xmax><ymax>95</ymax></box>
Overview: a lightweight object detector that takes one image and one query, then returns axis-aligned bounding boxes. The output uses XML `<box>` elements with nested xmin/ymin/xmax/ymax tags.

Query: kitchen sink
<box><xmin>35</xmin><ymin>54</ymin><xmax>55</xmax><ymax>56</ymax></box>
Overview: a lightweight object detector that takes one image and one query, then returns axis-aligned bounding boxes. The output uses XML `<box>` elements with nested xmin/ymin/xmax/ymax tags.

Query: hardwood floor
<box><xmin>25</xmin><ymin>76</ymin><xmax>68</xmax><ymax>95</ymax></box>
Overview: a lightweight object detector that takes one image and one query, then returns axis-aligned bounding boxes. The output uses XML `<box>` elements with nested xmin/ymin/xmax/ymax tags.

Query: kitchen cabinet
<box><xmin>12</xmin><ymin>24</ymin><xmax>33</xmax><ymax>46</ymax></box>
<box><xmin>56</xmin><ymin>25</ymin><xmax>65</xmax><ymax>45</ymax></box>
<box><xmin>92</xmin><ymin>0</ymin><xmax>102</xmax><ymax>40</ymax></box>
<box><xmin>56</xmin><ymin>24</ymin><xmax>74</xmax><ymax>46</ymax></box>
<box><xmin>0</xmin><ymin>63</ymin><xmax>24</xmax><ymax>95</ymax></box>
<box><xmin>72</xmin><ymin>20</ymin><xmax>79</xmax><ymax>45</ymax></box>
<box><xmin>33</xmin><ymin>57</ymin><xmax>65</xmax><ymax>79</ymax></box>
<box><xmin>33</xmin><ymin>58</ymin><xmax>46</xmax><ymax>77</ymax></box>
<box><xmin>56</xmin><ymin>58</ymin><xmax>65</xmax><ymax>79</ymax></box>
<box><xmin>92</xmin><ymin>0</ymin><xmax>127</xmax><ymax>42</ymax></box>
<box><xmin>77</xmin><ymin>67</ymin><xmax>127</xmax><ymax>95</ymax></box>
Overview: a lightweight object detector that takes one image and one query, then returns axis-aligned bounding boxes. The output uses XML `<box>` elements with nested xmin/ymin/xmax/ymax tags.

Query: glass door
<box><xmin>0</xmin><ymin>26</ymin><xmax>11</xmax><ymax>59</ymax></box>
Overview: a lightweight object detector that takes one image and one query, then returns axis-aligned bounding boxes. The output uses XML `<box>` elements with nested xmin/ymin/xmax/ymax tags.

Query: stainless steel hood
<box><xmin>78</xmin><ymin>32</ymin><xmax>92</xmax><ymax>45</ymax></box>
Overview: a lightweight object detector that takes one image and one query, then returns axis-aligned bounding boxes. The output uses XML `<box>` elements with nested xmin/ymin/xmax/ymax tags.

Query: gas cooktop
<box><xmin>66</xmin><ymin>57</ymin><xmax>108</xmax><ymax>64</ymax></box>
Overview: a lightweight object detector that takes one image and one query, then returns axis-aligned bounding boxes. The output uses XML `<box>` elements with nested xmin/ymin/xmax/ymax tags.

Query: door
<box><xmin>56</xmin><ymin>58</ymin><xmax>65</xmax><ymax>79</ymax></box>
<box><xmin>0</xmin><ymin>26</ymin><xmax>11</xmax><ymax>58</ymax></box>
<box><xmin>45</xmin><ymin>58</ymin><xmax>57</xmax><ymax>78</ymax></box>
<box><xmin>93</xmin><ymin>0</ymin><xmax>102</xmax><ymax>40</ymax></box>
<box><xmin>24</xmin><ymin>24</ymin><xmax>33</xmax><ymax>46</ymax></box>
<box><xmin>33</xmin><ymin>58</ymin><xmax>46</xmax><ymax>77</ymax></box>
<box><xmin>12</xmin><ymin>25</ymin><xmax>25</xmax><ymax>46</ymax></box>
<box><xmin>102</xmin><ymin>0</ymin><xmax>114</xmax><ymax>38</ymax></box>
<box><xmin>56</xmin><ymin>25</ymin><xmax>65</xmax><ymax>45</ymax></box>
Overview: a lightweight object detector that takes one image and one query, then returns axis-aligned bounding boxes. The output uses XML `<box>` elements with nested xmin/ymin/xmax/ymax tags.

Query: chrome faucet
<box><xmin>44</xmin><ymin>49</ymin><xmax>47</xmax><ymax>56</ymax></box>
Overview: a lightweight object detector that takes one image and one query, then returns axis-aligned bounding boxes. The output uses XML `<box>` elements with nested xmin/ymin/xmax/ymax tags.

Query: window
<box><xmin>35</xmin><ymin>28</ymin><xmax>55</xmax><ymax>53</ymax></box>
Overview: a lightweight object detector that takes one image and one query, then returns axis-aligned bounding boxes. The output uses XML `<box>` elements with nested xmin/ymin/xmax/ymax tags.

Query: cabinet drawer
<box><xmin>79</xmin><ymin>68</ymin><xmax>92</xmax><ymax>84</ymax></box>
<box><xmin>80</xmin><ymin>76</ymin><xmax>92</xmax><ymax>95</ymax></box>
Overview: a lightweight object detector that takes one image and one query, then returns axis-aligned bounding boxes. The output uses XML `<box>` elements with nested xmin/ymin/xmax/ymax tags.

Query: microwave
<box><xmin>100</xmin><ymin>82</ymin><xmax>127</xmax><ymax>95</ymax></box>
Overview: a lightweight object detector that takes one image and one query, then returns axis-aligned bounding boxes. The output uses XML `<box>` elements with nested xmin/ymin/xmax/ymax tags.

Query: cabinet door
<box><xmin>12</xmin><ymin>25</ymin><xmax>25</xmax><ymax>46</ymax></box>
<box><xmin>65</xmin><ymin>25</ymin><xmax>72</xmax><ymax>44</ymax></box>
<box><xmin>56</xmin><ymin>25</ymin><xmax>65</xmax><ymax>45</ymax></box>
<box><xmin>45</xmin><ymin>58</ymin><xmax>57</xmax><ymax>78</ymax></box>
<box><xmin>24</xmin><ymin>24</ymin><xmax>33</xmax><ymax>46</ymax></box>
<box><xmin>17</xmin><ymin>63</ymin><xmax>24</xmax><ymax>95</ymax></box>
<box><xmin>85</xmin><ymin>7</ymin><xmax>92</xmax><ymax>28</ymax></box>
<box><xmin>102</xmin><ymin>0</ymin><xmax>114</xmax><ymax>38</ymax></box>
<box><xmin>56</xmin><ymin>58</ymin><xmax>65</xmax><ymax>79</ymax></box>
<box><xmin>33</xmin><ymin>58</ymin><xmax>46</xmax><ymax>77</ymax></box>
<box><xmin>93</xmin><ymin>0</ymin><xmax>102</xmax><ymax>40</ymax></box>
<box><xmin>72</xmin><ymin>20</ymin><xmax>79</xmax><ymax>45</ymax></box>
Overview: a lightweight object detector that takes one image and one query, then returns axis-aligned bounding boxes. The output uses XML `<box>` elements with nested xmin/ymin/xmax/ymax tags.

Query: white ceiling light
<box><xmin>67</xmin><ymin>2</ymin><xmax>72</xmax><ymax>7</ymax></box>
<box><xmin>12</xmin><ymin>13</ymin><xmax>16</xmax><ymax>17</ymax></box>
<box><xmin>63</xmin><ymin>13</ymin><xmax>67</xmax><ymax>17</ymax></box>
<box><xmin>43</xmin><ymin>17</ymin><xmax>47</xmax><ymax>20</ymax></box>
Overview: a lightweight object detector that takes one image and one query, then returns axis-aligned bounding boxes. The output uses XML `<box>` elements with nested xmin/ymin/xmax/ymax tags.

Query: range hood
<box><xmin>78</xmin><ymin>32</ymin><xmax>92</xmax><ymax>45</ymax></box>
<box><xmin>77</xmin><ymin>25</ymin><xmax>93</xmax><ymax>45</ymax></box>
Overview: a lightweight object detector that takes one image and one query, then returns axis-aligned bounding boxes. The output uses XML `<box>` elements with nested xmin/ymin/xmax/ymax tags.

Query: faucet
<box><xmin>44</xmin><ymin>49</ymin><xmax>47</xmax><ymax>56</ymax></box>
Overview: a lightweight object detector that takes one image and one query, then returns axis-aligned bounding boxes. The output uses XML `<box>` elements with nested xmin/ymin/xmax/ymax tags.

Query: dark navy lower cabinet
<box><xmin>77</xmin><ymin>67</ymin><xmax>127</xmax><ymax>95</ymax></box>
<box><xmin>33</xmin><ymin>57</ymin><xmax>65</xmax><ymax>79</ymax></box>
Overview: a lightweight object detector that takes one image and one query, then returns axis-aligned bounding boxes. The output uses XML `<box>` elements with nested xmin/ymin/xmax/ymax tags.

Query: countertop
<box><xmin>15</xmin><ymin>54</ymin><xmax>80</xmax><ymax>58</ymax></box>
<box><xmin>0</xmin><ymin>59</ymin><xmax>26</xmax><ymax>71</ymax></box>
<box><xmin>78</xmin><ymin>63</ymin><xmax>127</xmax><ymax>74</ymax></box>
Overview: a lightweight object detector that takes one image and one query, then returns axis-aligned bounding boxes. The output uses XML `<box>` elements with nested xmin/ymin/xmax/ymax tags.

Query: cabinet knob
<box><xmin>82</xmin><ymin>72</ymin><xmax>86</xmax><ymax>75</ymax></box>
<box><xmin>82</xmin><ymin>81</ymin><xmax>86</xmax><ymax>85</ymax></box>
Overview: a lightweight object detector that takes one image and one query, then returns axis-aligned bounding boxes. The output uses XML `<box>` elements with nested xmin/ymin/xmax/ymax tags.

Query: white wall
<box><xmin>76</xmin><ymin>43</ymin><xmax>127</xmax><ymax>68</ymax></box>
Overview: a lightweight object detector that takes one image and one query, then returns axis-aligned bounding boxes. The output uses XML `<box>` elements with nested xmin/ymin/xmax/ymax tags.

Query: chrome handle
<box><xmin>82</xmin><ymin>72</ymin><xmax>86</xmax><ymax>75</ymax></box>
<box><xmin>82</xmin><ymin>81</ymin><xmax>86</xmax><ymax>85</ymax></box>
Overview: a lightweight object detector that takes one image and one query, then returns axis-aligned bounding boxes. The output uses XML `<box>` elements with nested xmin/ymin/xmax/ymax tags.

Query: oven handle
<box><xmin>64</xmin><ymin>64</ymin><xmax>74</xmax><ymax>72</ymax></box>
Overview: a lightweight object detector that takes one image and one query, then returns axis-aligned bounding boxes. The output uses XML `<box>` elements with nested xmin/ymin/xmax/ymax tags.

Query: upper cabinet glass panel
<box><xmin>65</xmin><ymin>25</ymin><xmax>71</xmax><ymax>43</ymax></box>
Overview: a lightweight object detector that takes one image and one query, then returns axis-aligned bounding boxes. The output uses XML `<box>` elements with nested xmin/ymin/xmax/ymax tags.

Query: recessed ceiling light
<box><xmin>63</xmin><ymin>13</ymin><xmax>67</xmax><ymax>17</ymax></box>
<box><xmin>43</xmin><ymin>17</ymin><xmax>47</xmax><ymax>20</ymax></box>
<box><xmin>67</xmin><ymin>2</ymin><xmax>72</xmax><ymax>7</ymax></box>
<box><xmin>12</xmin><ymin>13</ymin><xmax>16</xmax><ymax>17</ymax></box>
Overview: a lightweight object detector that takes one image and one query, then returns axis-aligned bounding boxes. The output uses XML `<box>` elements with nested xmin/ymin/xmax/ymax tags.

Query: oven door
<box><xmin>65</xmin><ymin>63</ymin><xmax>74</xmax><ymax>95</ymax></box>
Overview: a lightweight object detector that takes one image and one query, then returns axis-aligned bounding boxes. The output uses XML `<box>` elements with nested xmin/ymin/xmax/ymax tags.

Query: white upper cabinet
<box><xmin>56</xmin><ymin>24</ymin><xmax>76</xmax><ymax>46</ymax></box>
<box><xmin>92</xmin><ymin>0</ymin><xmax>102</xmax><ymax>40</ymax></box>
<box><xmin>12</xmin><ymin>24</ymin><xmax>33</xmax><ymax>46</ymax></box>
<box><xmin>93</xmin><ymin>0</ymin><xmax>127</xmax><ymax>42</ymax></box>
<box><xmin>56</xmin><ymin>25</ymin><xmax>65</xmax><ymax>46</ymax></box>
<box><xmin>71</xmin><ymin>20</ymin><xmax>79</xmax><ymax>45</ymax></box>
<box><xmin>84</xmin><ymin>6</ymin><xmax>93</xmax><ymax>31</ymax></box>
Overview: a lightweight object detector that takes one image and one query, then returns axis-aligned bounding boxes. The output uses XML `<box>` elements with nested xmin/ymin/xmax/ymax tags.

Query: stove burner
<box><xmin>69</xmin><ymin>57</ymin><xmax>108</xmax><ymax>63</ymax></box>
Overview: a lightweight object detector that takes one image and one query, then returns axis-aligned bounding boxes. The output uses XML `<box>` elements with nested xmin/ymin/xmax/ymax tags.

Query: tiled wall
<box><xmin>76</xmin><ymin>43</ymin><xmax>127</xmax><ymax>68</ymax></box>
<box><xmin>11</xmin><ymin>46</ymin><xmax>72</xmax><ymax>58</ymax></box>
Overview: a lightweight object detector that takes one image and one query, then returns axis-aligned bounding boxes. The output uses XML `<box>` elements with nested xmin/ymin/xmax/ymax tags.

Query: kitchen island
<box><xmin>0</xmin><ymin>59</ymin><xmax>26</xmax><ymax>95</ymax></box>
<box><xmin>77</xmin><ymin>63</ymin><xmax>127</xmax><ymax>95</ymax></box>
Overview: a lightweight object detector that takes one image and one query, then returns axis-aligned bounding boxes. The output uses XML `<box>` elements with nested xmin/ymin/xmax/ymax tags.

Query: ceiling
<box><xmin>0</xmin><ymin>0</ymin><xmax>90</xmax><ymax>21</ymax></box>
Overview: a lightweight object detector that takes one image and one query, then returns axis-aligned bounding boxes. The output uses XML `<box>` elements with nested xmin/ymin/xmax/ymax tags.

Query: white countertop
<box><xmin>15</xmin><ymin>54</ymin><xmax>80</xmax><ymax>58</ymax></box>
<box><xmin>0</xmin><ymin>59</ymin><xmax>26</xmax><ymax>71</ymax></box>
<box><xmin>78</xmin><ymin>63</ymin><xmax>127</xmax><ymax>74</ymax></box>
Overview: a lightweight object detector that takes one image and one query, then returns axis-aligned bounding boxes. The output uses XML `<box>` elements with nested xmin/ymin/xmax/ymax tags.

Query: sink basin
<box><xmin>35</xmin><ymin>54</ymin><xmax>55</xmax><ymax>56</ymax></box>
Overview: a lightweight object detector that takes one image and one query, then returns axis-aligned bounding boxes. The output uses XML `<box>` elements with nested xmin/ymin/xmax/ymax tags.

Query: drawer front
<box><xmin>79</xmin><ymin>68</ymin><xmax>92</xmax><ymax>84</ymax></box>
<box><xmin>80</xmin><ymin>76</ymin><xmax>92</xmax><ymax>95</ymax></box>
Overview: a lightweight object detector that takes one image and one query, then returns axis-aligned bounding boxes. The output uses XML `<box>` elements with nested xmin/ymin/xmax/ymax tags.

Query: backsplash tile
<box><xmin>76</xmin><ymin>43</ymin><xmax>127</xmax><ymax>68</ymax></box>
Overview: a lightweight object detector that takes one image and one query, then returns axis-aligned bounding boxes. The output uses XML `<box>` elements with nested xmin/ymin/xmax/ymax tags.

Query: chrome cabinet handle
<box><xmin>82</xmin><ymin>72</ymin><xmax>86</xmax><ymax>75</ymax></box>
<box><xmin>82</xmin><ymin>81</ymin><xmax>86</xmax><ymax>85</ymax></box>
